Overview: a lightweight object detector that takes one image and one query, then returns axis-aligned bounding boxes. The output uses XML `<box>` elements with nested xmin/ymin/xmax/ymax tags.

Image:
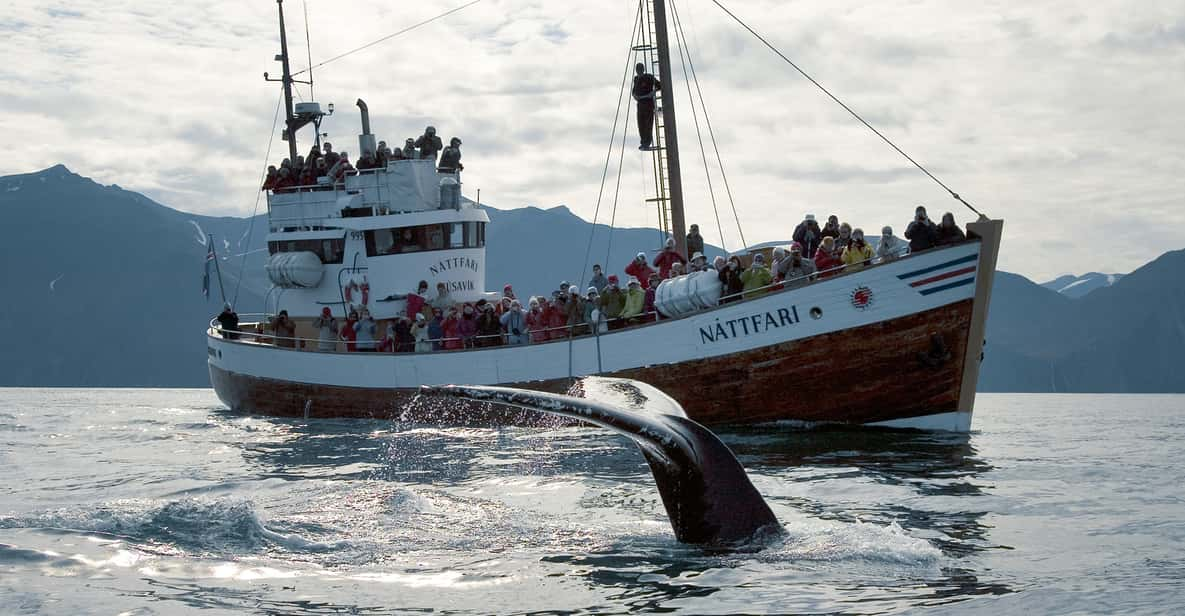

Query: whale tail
<box><xmin>420</xmin><ymin>377</ymin><xmax>781</xmax><ymax>546</ymax></box>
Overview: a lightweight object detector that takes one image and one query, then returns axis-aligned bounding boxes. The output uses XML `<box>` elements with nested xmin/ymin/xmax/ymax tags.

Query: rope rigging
<box><xmin>578</xmin><ymin>4</ymin><xmax>643</xmax><ymax>289</ymax></box>
<box><xmin>291</xmin><ymin>0</ymin><xmax>484</xmax><ymax>77</ymax></box>
<box><xmin>668</xmin><ymin>0</ymin><xmax>727</xmax><ymax>253</ymax></box>
<box><xmin>669</xmin><ymin>0</ymin><xmax>746</xmax><ymax>249</ymax></box>
<box><xmin>231</xmin><ymin>91</ymin><xmax>285</xmax><ymax>308</ymax></box>
<box><xmin>708</xmin><ymin>0</ymin><xmax>985</xmax><ymax>218</ymax></box>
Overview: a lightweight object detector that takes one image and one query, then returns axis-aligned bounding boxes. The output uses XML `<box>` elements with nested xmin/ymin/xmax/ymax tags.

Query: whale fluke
<box><xmin>419</xmin><ymin>378</ymin><xmax>781</xmax><ymax>546</ymax></box>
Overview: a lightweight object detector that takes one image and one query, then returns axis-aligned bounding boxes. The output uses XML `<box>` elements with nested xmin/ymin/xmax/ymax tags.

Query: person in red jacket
<box><xmin>813</xmin><ymin>236</ymin><xmax>843</xmax><ymax>278</ymax></box>
<box><xmin>625</xmin><ymin>252</ymin><xmax>656</xmax><ymax>289</ymax></box>
<box><xmin>526</xmin><ymin>298</ymin><xmax>548</xmax><ymax>343</ymax></box>
<box><xmin>548</xmin><ymin>293</ymin><xmax>569</xmax><ymax>339</ymax></box>
<box><xmin>441</xmin><ymin>307</ymin><xmax>463</xmax><ymax>350</ymax></box>
<box><xmin>652</xmin><ymin>237</ymin><xmax>687</xmax><ymax>279</ymax></box>
<box><xmin>340</xmin><ymin>309</ymin><xmax>358</xmax><ymax>352</ymax></box>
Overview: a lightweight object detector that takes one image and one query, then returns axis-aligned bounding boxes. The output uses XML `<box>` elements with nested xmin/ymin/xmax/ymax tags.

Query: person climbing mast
<box><xmin>633</xmin><ymin>62</ymin><xmax>661</xmax><ymax>151</ymax></box>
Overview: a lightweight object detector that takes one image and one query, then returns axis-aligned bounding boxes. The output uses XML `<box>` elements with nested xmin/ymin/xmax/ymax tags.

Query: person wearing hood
<box><xmin>441</xmin><ymin>307</ymin><xmax>463</xmax><ymax>350</ymax></box>
<box><xmin>438</xmin><ymin>137</ymin><xmax>464</xmax><ymax>172</ymax></box>
<box><xmin>526</xmin><ymin>298</ymin><xmax>548</xmax><ymax>343</ymax></box>
<box><xmin>905</xmin><ymin>205</ymin><xmax>938</xmax><ymax>253</ymax></box>
<box><xmin>814</xmin><ymin>236</ymin><xmax>843</xmax><ymax>277</ymax></box>
<box><xmin>935</xmin><ymin>212</ymin><xmax>967</xmax><ymax>245</ymax></box>
<box><xmin>632</xmin><ymin>62</ymin><xmax>661</xmax><ymax>149</ymax></box>
<box><xmin>779</xmin><ymin>243</ymin><xmax>818</xmax><ymax>289</ymax></box>
<box><xmin>653</xmin><ymin>237</ymin><xmax>688</xmax><ymax>279</ymax></box>
<box><xmin>476</xmin><ymin>301</ymin><xmax>503</xmax><ymax>346</ymax></box>
<box><xmin>404</xmin><ymin>313</ymin><xmax>427</xmax><ymax>352</ymax></box>
<box><xmin>685</xmin><ymin>224</ymin><xmax>705</xmax><ymax>259</ymax></box>
<box><xmin>877</xmin><ymin>226</ymin><xmax>908</xmax><ymax>262</ymax></box>
<box><xmin>402</xmin><ymin>138</ymin><xmax>417</xmax><ymax>159</ymax></box>
<box><xmin>712</xmin><ymin>255</ymin><xmax>727</xmax><ymax>273</ymax></box>
<box><xmin>262</xmin><ymin>166</ymin><xmax>278</xmax><ymax>191</ymax></box>
<box><xmin>547</xmin><ymin>293</ymin><xmax>569</xmax><ymax>339</ymax></box>
<box><xmin>217</xmin><ymin>303</ymin><xmax>240</xmax><ymax>340</ymax></box>
<box><xmin>589</xmin><ymin>264</ymin><xmax>608</xmax><ymax>293</ymax></box>
<box><xmin>770</xmin><ymin>247</ymin><xmax>788</xmax><ymax>282</ymax></box>
<box><xmin>377</xmin><ymin>323</ymin><xmax>398</xmax><ymax>353</ymax></box>
<box><xmin>583</xmin><ymin>286</ymin><xmax>601</xmax><ymax>329</ymax></box>
<box><xmin>599</xmin><ymin>275</ymin><xmax>627</xmax><ymax>328</ymax></box>
<box><xmin>793</xmin><ymin>214</ymin><xmax>823</xmax><ymax>258</ymax></box>
<box><xmin>621</xmin><ymin>277</ymin><xmax>647</xmax><ymax>322</ymax></box>
<box><xmin>718</xmin><ymin>255</ymin><xmax>745</xmax><ymax>303</ymax></box>
<box><xmin>458</xmin><ymin>303</ymin><xmax>479</xmax><ymax>347</ymax></box>
<box><xmin>311</xmin><ymin>307</ymin><xmax>338</xmax><ymax>351</ymax></box>
<box><xmin>427</xmin><ymin>309</ymin><xmax>444</xmax><ymax>351</ymax></box>
<box><xmin>415</xmin><ymin>126</ymin><xmax>443</xmax><ymax>162</ymax></box>
<box><xmin>625</xmin><ymin>252</ymin><xmax>656</xmax><ymax>289</ymax></box>
<box><xmin>741</xmin><ymin>253</ymin><xmax>773</xmax><ymax>299</ymax></box>
<box><xmin>841</xmin><ymin>228</ymin><xmax>875</xmax><ymax>271</ymax></box>
<box><xmin>353</xmin><ymin>308</ymin><xmax>378</xmax><ymax>351</ymax></box>
<box><xmin>821</xmin><ymin>214</ymin><xmax>841</xmax><ymax>240</ymax></box>
<box><xmin>501</xmin><ymin>299</ymin><xmax>528</xmax><ymax>345</ymax></box>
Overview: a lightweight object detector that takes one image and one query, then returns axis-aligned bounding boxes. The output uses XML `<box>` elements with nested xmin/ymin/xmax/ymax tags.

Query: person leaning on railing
<box><xmin>741</xmin><ymin>253</ymin><xmax>772</xmax><ymax>299</ymax></box>
<box><xmin>501</xmin><ymin>300</ymin><xmax>528</xmax><ymax>345</ymax></box>
<box><xmin>814</xmin><ymin>236</ymin><xmax>843</xmax><ymax>277</ymax></box>
<box><xmin>269</xmin><ymin>310</ymin><xmax>297</xmax><ymax>349</ymax></box>
<box><xmin>312</xmin><ymin>307</ymin><xmax>339</xmax><ymax>351</ymax></box>
<box><xmin>718</xmin><ymin>255</ymin><xmax>745</xmax><ymax>303</ymax></box>
<box><xmin>841</xmin><ymin>229</ymin><xmax>875</xmax><ymax>272</ymax></box>
<box><xmin>217</xmin><ymin>303</ymin><xmax>240</xmax><ymax>340</ymax></box>
<box><xmin>599</xmin><ymin>277</ymin><xmax>627</xmax><ymax>329</ymax></box>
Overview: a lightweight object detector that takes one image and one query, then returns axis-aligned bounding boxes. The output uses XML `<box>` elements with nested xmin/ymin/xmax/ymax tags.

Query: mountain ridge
<box><xmin>2</xmin><ymin>165</ymin><xmax>1182</xmax><ymax>393</ymax></box>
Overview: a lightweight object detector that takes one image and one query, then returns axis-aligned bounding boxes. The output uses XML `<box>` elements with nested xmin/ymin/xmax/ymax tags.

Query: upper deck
<box><xmin>268</xmin><ymin>158</ymin><xmax>460</xmax><ymax>232</ymax></box>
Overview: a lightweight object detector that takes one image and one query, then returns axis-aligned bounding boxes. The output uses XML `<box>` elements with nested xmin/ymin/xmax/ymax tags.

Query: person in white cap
<box><xmin>412</xmin><ymin>313</ymin><xmax>433</xmax><ymax>352</ymax></box>
<box><xmin>625</xmin><ymin>252</ymin><xmax>656</xmax><ymax>290</ymax></box>
<box><xmin>793</xmin><ymin>213</ymin><xmax>823</xmax><ymax>258</ymax></box>
<box><xmin>877</xmin><ymin>225</ymin><xmax>908</xmax><ymax>263</ymax></box>
<box><xmin>653</xmin><ymin>237</ymin><xmax>688</xmax><ymax>279</ymax></box>
<box><xmin>688</xmin><ymin>251</ymin><xmax>708</xmax><ymax>272</ymax></box>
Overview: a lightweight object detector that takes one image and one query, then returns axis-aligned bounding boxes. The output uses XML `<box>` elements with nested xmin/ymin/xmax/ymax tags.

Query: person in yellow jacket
<box><xmin>841</xmin><ymin>228</ymin><xmax>875</xmax><ymax>271</ymax></box>
<box><xmin>621</xmin><ymin>277</ymin><xmax>647</xmax><ymax>323</ymax></box>
<box><xmin>741</xmin><ymin>253</ymin><xmax>774</xmax><ymax>299</ymax></box>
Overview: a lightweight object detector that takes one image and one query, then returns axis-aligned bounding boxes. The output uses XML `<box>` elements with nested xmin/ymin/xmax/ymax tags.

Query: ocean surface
<box><xmin>1</xmin><ymin>390</ymin><xmax>1183</xmax><ymax>615</ymax></box>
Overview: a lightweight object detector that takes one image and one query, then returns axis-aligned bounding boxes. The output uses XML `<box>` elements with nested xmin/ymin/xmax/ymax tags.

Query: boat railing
<box><xmin>208</xmin><ymin>311</ymin><xmax>660</xmax><ymax>354</ymax></box>
<box><xmin>208</xmin><ymin>241</ymin><xmax>969</xmax><ymax>354</ymax></box>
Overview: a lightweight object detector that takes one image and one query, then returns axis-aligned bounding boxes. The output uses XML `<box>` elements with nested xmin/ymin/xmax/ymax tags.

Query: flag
<box><xmin>202</xmin><ymin>244</ymin><xmax>215</xmax><ymax>299</ymax></box>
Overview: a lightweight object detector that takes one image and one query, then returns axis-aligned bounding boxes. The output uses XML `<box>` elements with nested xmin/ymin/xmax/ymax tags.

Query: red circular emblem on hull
<box><xmin>850</xmin><ymin>286</ymin><xmax>874</xmax><ymax>310</ymax></box>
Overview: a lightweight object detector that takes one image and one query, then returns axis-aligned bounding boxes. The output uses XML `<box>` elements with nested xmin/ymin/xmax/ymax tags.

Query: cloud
<box><xmin>2</xmin><ymin>0</ymin><xmax>1184</xmax><ymax>281</ymax></box>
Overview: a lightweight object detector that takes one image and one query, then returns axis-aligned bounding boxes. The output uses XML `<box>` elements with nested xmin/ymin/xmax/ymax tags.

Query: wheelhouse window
<box><xmin>365</xmin><ymin>222</ymin><xmax>486</xmax><ymax>256</ymax></box>
<box><xmin>267</xmin><ymin>238</ymin><xmax>345</xmax><ymax>264</ymax></box>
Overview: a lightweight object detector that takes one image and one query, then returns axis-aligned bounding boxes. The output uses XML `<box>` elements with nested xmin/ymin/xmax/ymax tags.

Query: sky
<box><xmin>2</xmin><ymin>0</ymin><xmax>1183</xmax><ymax>281</ymax></box>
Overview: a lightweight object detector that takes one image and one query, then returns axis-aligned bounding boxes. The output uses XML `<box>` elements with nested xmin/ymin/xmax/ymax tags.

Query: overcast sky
<box><xmin>3</xmin><ymin>0</ymin><xmax>1183</xmax><ymax>281</ymax></box>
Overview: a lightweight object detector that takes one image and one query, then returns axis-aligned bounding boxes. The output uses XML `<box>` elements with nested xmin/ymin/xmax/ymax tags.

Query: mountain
<box><xmin>0</xmin><ymin>165</ymin><xmax>268</xmax><ymax>386</ymax></box>
<box><xmin>1</xmin><ymin>165</ymin><xmax>1182</xmax><ymax>392</ymax></box>
<box><xmin>1040</xmin><ymin>272</ymin><xmax>1125</xmax><ymax>298</ymax></box>
<box><xmin>979</xmin><ymin>249</ymin><xmax>1185</xmax><ymax>392</ymax></box>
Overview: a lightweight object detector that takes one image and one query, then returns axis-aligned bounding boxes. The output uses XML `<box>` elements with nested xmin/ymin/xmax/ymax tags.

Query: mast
<box><xmin>651</xmin><ymin>0</ymin><xmax>687</xmax><ymax>256</ymax></box>
<box><xmin>276</xmin><ymin>0</ymin><xmax>299</xmax><ymax>163</ymax></box>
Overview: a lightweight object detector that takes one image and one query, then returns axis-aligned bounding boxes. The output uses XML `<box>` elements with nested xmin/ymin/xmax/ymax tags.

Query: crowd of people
<box><xmin>261</xmin><ymin>125</ymin><xmax>464</xmax><ymax>192</ymax></box>
<box><xmin>215</xmin><ymin>206</ymin><xmax>969</xmax><ymax>351</ymax></box>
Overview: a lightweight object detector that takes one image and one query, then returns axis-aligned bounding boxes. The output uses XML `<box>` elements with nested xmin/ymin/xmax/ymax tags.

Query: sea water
<box><xmin>1</xmin><ymin>390</ymin><xmax>1182</xmax><ymax>615</ymax></box>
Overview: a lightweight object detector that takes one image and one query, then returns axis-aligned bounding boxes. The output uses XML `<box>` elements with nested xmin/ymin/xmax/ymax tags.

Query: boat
<box><xmin>206</xmin><ymin>0</ymin><xmax>1003</xmax><ymax>432</ymax></box>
